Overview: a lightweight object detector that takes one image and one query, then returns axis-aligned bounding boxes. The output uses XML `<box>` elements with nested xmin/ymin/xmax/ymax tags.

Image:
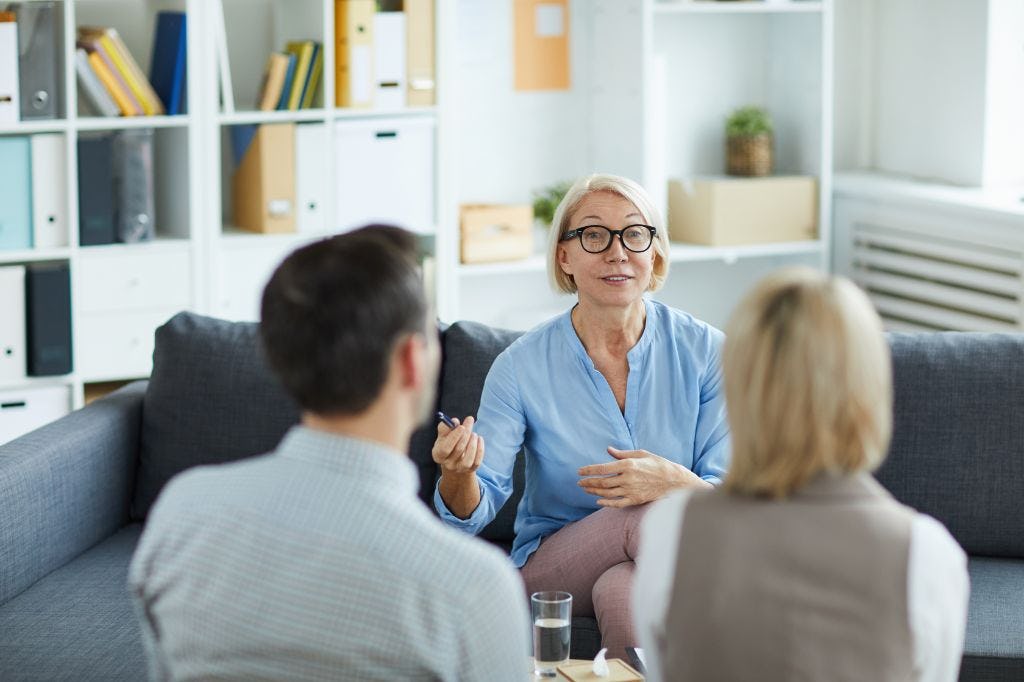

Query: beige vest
<box><xmin>658</xmin><ymin>473</ymin><xmax>914</xmax><ymax>682</ymax></box>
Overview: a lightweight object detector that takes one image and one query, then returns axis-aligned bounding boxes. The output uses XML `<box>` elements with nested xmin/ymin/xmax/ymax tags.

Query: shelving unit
<box><xmin>449</xmin><ymin>0</ymin><xmax>833</xmax><ymax>330</ymax></box>
<box><xmin>1</xmin><ymin>0</ymin><xmax>830</xmax><ymax>439</ymax></box>
<box><xmin>0</xmin><ymin>0</ymin><xmax>202</xmax><ymax>436</ymax></box>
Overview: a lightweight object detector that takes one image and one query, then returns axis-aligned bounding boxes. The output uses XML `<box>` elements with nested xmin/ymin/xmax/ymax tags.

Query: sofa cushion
<box><xmin>424</xmin><ymin>321</ymin><xmax>525</xmax><ymax>543</ymax></box>
<box><xmin>877</xmin><ymin>333</ymin><xmax>1024</xmax><ymax>557</ymax></box>
<box><xmin>959</xmin><ymin>557</ymin><xmax>1024</xmax><ymax>680</ymax></box>
<box><xmin>0</xmin><ymin>525</ymin><xmax>145</xmax><ymax>681</ymax></box>
<box><xmin>133</xmin><ymin>312</ymin><xmax>301</xmax><ymax>519</ymax></box>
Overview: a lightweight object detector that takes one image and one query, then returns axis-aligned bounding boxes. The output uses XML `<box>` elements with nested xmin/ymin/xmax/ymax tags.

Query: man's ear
<box><xmin>395</xmin><ymin>333</ymin><xmax>425</xmax><ymax>390</ymax></box>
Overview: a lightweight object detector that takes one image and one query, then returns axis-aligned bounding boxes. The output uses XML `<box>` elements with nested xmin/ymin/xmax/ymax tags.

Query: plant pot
<box><xmin>727</xmin><ymin>133</ymin><xmax>773</xmax><ymax>177</ymax></box>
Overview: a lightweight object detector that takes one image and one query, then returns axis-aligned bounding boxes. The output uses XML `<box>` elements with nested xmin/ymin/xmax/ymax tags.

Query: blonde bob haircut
<box><xmin>547</xmin><ymin>174</ymin><xmax>671</xmax><ymax>294</ymax></box>
<box><xmin>722</xmin><ymin>267</ymin><xmax>892</xmax><ymax>499</ymax></box>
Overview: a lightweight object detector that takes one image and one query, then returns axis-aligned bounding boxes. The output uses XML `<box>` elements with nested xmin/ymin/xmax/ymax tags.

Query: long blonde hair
<box><xmin>722</xmin><ymin>267</ymin><xmax>892</xmax><ymax>498</ymax></box>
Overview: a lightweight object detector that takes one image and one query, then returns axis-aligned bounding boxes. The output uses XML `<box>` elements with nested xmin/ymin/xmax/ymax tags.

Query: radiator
<box><xmin>848</xmin><ymin>221</ymin><xmax>1024</xmax><ymax>332</ymax></box>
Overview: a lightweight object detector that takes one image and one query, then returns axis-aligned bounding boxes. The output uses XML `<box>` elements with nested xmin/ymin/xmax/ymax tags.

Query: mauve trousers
<box><xmin>519</xmin><ymin>505</ymin><xmax>650</xmax><ymax>661</ymax></box>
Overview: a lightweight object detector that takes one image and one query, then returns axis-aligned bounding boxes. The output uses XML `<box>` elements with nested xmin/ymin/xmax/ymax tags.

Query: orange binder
<box><xmin>334</xmin><ymin>0</ymin><xmax>375</xmax><ymax>108</ymax></box>
<box><xmin>86</xmin><ymin>50</ymin><xmax>137</xmax><ymax>116</ymax></box>
<box><xmin>231</xmin><ymin>123</ymin><xmax>296</xmax><ymax>234</ymax></box>
<box><xmin>405</xmin><ymin>0</ymin><xmax>435</xmax><ymax>106</ymax></box>
<box><xmin>256</xmin><ymin>52</ymin><xmax>290</xmax><ymax>111</ymax></box>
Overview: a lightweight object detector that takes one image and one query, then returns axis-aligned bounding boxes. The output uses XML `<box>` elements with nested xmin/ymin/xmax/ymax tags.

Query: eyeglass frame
<box><xmin>560</xmin><ymin>224</ymin><xmax>658</xmax><ymax>254</ymax></box>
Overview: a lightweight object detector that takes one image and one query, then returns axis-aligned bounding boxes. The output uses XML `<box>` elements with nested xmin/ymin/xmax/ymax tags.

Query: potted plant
<box><xmin>725</xmin><ymin>106</ymin><xmax>773</xmax><ymax>177</ymax></box>
<box><xmin>532</xmin><ymin>180</ymin><xmax>574</xmax><ymax>229</ymax></box>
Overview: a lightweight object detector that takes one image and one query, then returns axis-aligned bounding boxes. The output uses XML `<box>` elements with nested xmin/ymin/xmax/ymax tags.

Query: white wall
<box><xmin>833</xmin><ymin>0</ymin><xmax>1023</xmax><ymax>187</ymax></box>
<box><xmin>453</xmin><ymin>0</ymin><xmax>594</xmax><ymax>206</ymax></box>
<box><xmin>983</xmin><ymin>0</ymin><xmax>1024</xmax><ymax>187</ymax></box>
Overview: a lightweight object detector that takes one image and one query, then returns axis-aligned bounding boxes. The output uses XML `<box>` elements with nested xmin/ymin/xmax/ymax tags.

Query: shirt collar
<box><xmin>275</xmin><ymin>425</ymin><xmax>420</xmax><ymax>497</ymax></box>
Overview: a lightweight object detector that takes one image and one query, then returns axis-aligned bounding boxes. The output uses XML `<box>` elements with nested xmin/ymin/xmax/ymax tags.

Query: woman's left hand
<box><xmin>577</xmin><ymin>447</ymin><xmax>713</xmax><ymax>507</ymax></box>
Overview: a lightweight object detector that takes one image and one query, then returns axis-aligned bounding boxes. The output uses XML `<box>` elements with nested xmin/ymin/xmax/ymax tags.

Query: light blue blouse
<box><xmin>434</xmin><ymin>299</ymin><xmax>731</xmax><ymax>567</ymax></box>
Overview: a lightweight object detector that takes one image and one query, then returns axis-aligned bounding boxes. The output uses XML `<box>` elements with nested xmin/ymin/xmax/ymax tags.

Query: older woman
<box><xmin>432</xmin><ymin>173</ymin><xmax>729</xmax><ymax>658</ymax></box>
<box><xmin>635</xmin><ymin>268</ymin><xmax>969</xmax><ymax>682</ymax></box>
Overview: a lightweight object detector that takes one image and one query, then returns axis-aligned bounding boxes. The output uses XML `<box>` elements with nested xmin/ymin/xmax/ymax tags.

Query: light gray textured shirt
<box><xmin>129</xmin><ymin>426</ymin><xmax>532</xmax><ymax>681</ymax></box>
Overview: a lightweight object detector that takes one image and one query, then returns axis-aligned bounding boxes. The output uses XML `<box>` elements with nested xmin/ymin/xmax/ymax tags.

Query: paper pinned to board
<box><xmin>513</xmin><ymin>0</ymin><xmax>569</xmax><ymax>91</ymax></box>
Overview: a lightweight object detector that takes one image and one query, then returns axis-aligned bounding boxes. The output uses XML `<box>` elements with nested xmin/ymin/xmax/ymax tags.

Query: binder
<box><xmin>295</xmin><ymin>122</ymin><xmax>327</xmax><ymax>233</ymax></box>
<box><xmin>0</xmin><ymin>264</ymin><xmax>26</xmax><ymax>383</ymax></box>
<box><xmin>113</xmin><ymin>128</ymin><xmax>155</xmax><ymax>243</ymax></box>
<box><xmin>0</xmin><ymin>135</ymin><xmax>32</xmax><ymax>251</ymax></box>
<box><xmin>77</xmin><ymin>132</ymin><xmax>116</xmax><ymax>246</ymax></box>
<box><xmin>300</xmin><ymin>42</ymin><xmax>323</xmax><ymax>109</ymax></box>
<box><xmin>83</xmin><ymin>43</ymin><xmax>142</xmax><ymax>116</ymax></box>
<box><xmin>405</xmin><ymin>0</ymin><xmax>435</xmax><ymax>107</ymax></box>
<box><xmin>25</xmin><ymin>261</ymin><xmax>72</xmax><ymax>376</ymax></box>
<box><xmin>0</xmin><ymin>12</ymin><xmax>18</xmax><ymax>124</ymax></box>
<box><xmin>231</xmin><ymin>123</ymin><xmax>296</xmax><ymax>233</ymax></box>
<box><xmin>373</xmin><ymin>12</ymin><xmax>406</xmax><ymax>109</ymax></box>
<box><xmin>30</xmin><ymin>133</ymin><xmax>67</xmax><ymax>248</ymax></box>
<box><xmin>79</xmin><ymin>27</ymin><xmax>164</xmax><ymax>115</ymax></box>
<box><xmin>75</xmin><ymin>47</ymin><xmax>119</xmax><ymax>117</ymax></box>
<box><xmin>283</xmin><ymin>40</ymin><xmax>314</xmax><ymax>111</ymax></box>
<box><xmin>334</xmin><ymin>0</ymin><xmax>374</xmax><ymax>108</ymax></box>
<box><xmin>149</xmin><ymin>11</ymin><xmax>187</xmax><ymax>115</ymax></box>
<box><xmin>8</xmin><ymin>2</ymin><xmax>59</xmax><ymax>120</ymax></box>
<box><xmin>255</xmin><ymin>52</ymin><xmax>290</xmax><ymax>111</ymax></box>
<box><xmin>275</xmin><ymin>53</ymin><xmax>296</xmax><ymax>110</ymax></box>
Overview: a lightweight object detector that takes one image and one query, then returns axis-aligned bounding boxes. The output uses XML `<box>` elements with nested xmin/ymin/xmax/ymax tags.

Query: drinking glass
<box><xmin>531</xmin><ymin>591</ymin><xmax>572</xmax><ymax>677</ymax></box>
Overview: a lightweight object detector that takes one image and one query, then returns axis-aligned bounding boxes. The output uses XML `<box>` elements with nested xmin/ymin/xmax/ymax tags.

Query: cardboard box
<box><xmin>668</xmin><ymin>175</ymin><xmax>818</xmax><ymax>246</ymax></box>
<box><xmin>460</xmin><ymin>204</ymin><xmax>534</xmax><ymax>264</ymax></box>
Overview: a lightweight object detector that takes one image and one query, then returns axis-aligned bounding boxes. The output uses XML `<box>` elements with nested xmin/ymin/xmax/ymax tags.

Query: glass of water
<box><xmin>531</xmin><ymin>591</ymin><xmax>572</xmax><ymax>677</ymax></box>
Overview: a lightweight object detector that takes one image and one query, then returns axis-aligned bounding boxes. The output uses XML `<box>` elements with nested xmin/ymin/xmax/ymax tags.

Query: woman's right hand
<box><xmin>432</xmin><ymin>415</ymin><xmax>485</xmax><ymax>476</ymax></box>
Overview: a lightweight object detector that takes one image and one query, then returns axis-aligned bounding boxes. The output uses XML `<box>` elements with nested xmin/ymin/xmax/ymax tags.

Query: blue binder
<box><xmin>149</xmin><ymin>11</ymin><xmax>187</xmax><ymax>115</ymax></box>
<box><xmin>276</xmin><ymin>53</ymin><xmax>297</xmax><ymax>111</ymax></box>
<box><xmin>0</xmin><ymin>136</ymin><xmax>32</xmax><ymax>251</ymax></box>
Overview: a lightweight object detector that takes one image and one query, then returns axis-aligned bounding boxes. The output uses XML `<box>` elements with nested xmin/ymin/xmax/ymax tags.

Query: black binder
<box><xmin>77</xmin><ymin>133</ymin><xmax>116</xmax><ymax>246</ymax></box>
<box><xmin>25</xmin><ymin>261</ymin><xmax>72</xmax><ymax>376</ymax></box>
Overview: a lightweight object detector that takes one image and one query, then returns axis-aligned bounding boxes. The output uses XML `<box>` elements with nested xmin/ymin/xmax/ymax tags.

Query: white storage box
<box><xmin>0</xmin><ymin>384</ymin><xmax>71</xmax><ymax>445</ymax></box>
<box><xmin>334</xmin><ymin>117</ymin><xmax>434</xmax><ymax>233</ymax></box>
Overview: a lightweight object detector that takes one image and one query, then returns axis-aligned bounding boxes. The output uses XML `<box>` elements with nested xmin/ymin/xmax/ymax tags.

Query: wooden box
<box><xmin>668</xmin><ymin>175</ymin><xmax>817</xmax><ymax>246</ymax></box>
<box><xmin>460</xmin><ymin>203</ymin><xmax>533</xmax><ymax>264</ymax></box>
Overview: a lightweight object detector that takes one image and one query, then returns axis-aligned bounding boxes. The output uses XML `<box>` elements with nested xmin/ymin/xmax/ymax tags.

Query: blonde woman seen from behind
<box><xmin>634</xmin><ymin>268</ymin><xmax>969</xmax><ymax>682</ymax></box>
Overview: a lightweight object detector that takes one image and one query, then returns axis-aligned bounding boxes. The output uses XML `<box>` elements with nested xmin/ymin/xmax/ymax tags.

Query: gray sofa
<box><xmin>0</xmin><ymin>314</ymin><xmax>1021</xmax><ymax>680</ymax></box>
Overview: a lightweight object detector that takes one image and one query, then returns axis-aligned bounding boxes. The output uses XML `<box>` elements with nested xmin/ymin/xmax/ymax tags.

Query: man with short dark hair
<box><xmin>129</xmin><ymin>226</ymin><xmax>531</xmax><ymax>681</ymax></box>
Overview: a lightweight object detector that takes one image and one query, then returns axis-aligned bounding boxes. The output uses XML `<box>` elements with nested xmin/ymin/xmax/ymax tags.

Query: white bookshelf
<box><xmin>0</xmin><ymin>0</ymin><xmax>203</xmax><ymax>426</ymax></box>
<box><xmin>0</xmin><ymin>0</ymin><xmax>830</xmax><ymax>437</ymax></box>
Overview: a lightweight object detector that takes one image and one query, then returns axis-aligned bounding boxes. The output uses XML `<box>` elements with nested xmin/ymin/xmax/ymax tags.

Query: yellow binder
<box><xmin>334</xmin><ymin>0</ymin><xmax>375</xmax><ymax>108</ymax></box>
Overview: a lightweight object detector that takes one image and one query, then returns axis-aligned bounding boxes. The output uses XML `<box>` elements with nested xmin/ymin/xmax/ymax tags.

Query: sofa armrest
<box><xmin>0</xmin><ymin>381</ymin><xmax>147</xmax><ymax>605</ymax></box>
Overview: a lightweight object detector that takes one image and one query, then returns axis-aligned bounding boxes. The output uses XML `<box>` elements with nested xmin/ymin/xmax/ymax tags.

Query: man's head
<box><xmin>260</xmin><ymin>225</ymin><xmax>438</xmax><ymax>426</ymax></box>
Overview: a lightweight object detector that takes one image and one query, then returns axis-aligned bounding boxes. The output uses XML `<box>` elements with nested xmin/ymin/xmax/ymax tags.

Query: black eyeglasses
<box><xmin>560</xmin><ymin>225</ymin><xmax>657</xmax><ymax>254</ymax></box>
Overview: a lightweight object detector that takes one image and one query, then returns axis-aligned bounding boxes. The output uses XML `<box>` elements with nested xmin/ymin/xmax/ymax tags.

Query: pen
<box><xmin>436</xmin><ymin>411</ymin><xmax>456</xmax><ymax>429</ymax></box>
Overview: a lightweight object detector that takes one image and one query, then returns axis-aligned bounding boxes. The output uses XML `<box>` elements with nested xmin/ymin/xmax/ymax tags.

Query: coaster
<box><xmin>556</xmin><ymin>658</ymin><xmax>644</xmax><ymax>681</ymax></box>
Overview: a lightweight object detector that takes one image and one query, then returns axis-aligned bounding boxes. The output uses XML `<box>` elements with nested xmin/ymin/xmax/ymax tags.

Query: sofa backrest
<box><xmin>877</xmin><ymin>332</ymin><xmax>1024</xmax><ymax>558</ymax></box>
<box><xmin>135</xmin><ymin>313</ymin><xmax>525</xmax><ymax>544</ymax></box>
<box><xmin>134</xmin><ymin>313</ymin><xmax>301</xmax><ymax>519</ymax></box>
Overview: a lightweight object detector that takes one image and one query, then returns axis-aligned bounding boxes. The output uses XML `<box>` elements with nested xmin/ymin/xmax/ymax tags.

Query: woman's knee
<box><xmin>591</xmin><ymin>561</ymin><xmax>635</xmax><ymax>609</ymax></box>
